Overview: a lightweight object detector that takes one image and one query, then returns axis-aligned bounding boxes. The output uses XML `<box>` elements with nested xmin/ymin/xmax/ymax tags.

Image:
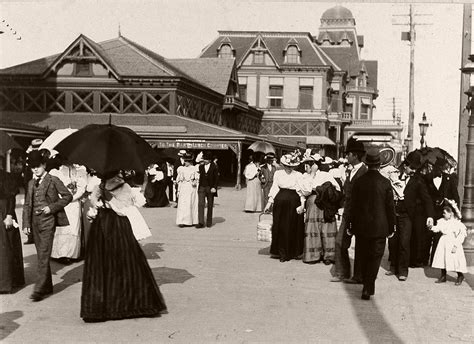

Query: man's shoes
<box><xmin>195</xmin><ymin>224</ymin><xmax>204</xmax><ymax>229</ymax></box>
<box><xmin>361</xmin><ymin>290</ymin><xmax>371</xmax><ymax>300</ymax></box>
<box><xmin>455</xmin><ymin>275</ymin><xmax>464</xmax><ymax>286</ymax></box>
<box><xmin>343</xmin><ymin>278</ymin><xmax>362</xmax><ymax>284</ymax></box>
<box><xmin>398</xmin><ymin>276</ymin><xmax>407</xmax><ymax>281</ymax></box>
<box><xmin>30</xmin><ymin>292</ymin><xmax>51</xmax><ymax>302</ymax></box>
<box><xmin>330</xmin><ymin>276</ymin><xmax>344</xmax><ymax>282</ymax></box>
<box><xmin>385</xmin><ymin>271</ymin><xmax>396</xmax><ymax>276</ymax></box>
<box><xmin>206</xmin><ymin>223</ymin><xmax>212</xmax><ymax>228</ymax></box>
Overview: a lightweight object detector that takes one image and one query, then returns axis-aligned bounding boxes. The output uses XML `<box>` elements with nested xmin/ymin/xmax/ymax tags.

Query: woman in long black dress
<box><xmin>144</xmin><ymin>163</ymin><xmax>169</xmax><ymax>207</ymax></box>
<box><xmin>263</xmin><ymin>151</ymin><xmax>305</xmax><ymax>262</ymax></box>
<box><xmin>0</xmin><ymin>163</ymin><xmax>25</xmax><ymax>293</ymax></box>
<box><xmin>81</xmin><ymin>171</ymin><xmax>166</xmax><ymax>322</ymax></box>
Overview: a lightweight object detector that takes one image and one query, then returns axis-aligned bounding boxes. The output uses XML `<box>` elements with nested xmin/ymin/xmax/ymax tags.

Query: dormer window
<box><xmin>285</xmin><ymin>45</ymin><xmax>300</xmax><ymax>64</ymax></box>
<box><xmin>75</xmin><ymin>62</ymin><xmax>92</xmax><ymax>77</ymax></box>
<box><xmin>218</xmin><ymin>44</ymin><xmax>234</xmax><ymax>58</ymax></box>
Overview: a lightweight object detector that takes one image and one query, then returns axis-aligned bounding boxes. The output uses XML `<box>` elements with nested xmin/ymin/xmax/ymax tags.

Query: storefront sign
<box><xmin>151</xmin><ymin>140</ymin><xmax>229</xmax><ymax>150</ymax></box>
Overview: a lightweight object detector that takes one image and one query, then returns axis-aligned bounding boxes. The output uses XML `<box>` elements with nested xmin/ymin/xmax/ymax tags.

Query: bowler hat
<box><xmin>202</xmin><ymin>151</ymin><xmax>212</xmax><ymax>161</ymax></box>
<box><xmin>364</xmin><ymin>148</ymin><xmax>381</xmax><ymax>166</ymax></box>
<box><xmin>405</xmin><ymin>151</ymin><xmax>422</xmax><ymax>169</ymax></box>
<box><xmin>264</xmin><ymin>152</ymin><xmax>276</xmax><ymax>160</ymax></box>
<box><xmin>345</xmin><ymin>138</ymin><xmax>365</xmax><ymax>153</ymax></box>
<box><xmin>26</xmin><ymin>150</ymin><xmax>47</xmax><ymax>167</ymax></box>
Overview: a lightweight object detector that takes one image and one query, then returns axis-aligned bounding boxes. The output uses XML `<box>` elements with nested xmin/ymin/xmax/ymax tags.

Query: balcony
<box><xmin>351</xmin><ymin>119</ymin><xmax>400</xmax><ymax>126</ymax></box>
<box><xmin>327</xmin><ymin>111</ymin><xmax>352</xmax><ymax>123</ymax></box>
<box><xmin>223</xmin><ymin>95</ymin><xmax>248</xmax><ymax>111</ymax></box>
<box><xmin>346</xmin><ymin>85</ymin><xmax>377</xmax><ymax>94</ymax></box>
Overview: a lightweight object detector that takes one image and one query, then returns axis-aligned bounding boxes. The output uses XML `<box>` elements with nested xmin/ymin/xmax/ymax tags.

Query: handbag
<box><xmin>257</xmin><ymin>212</ymin><xmax>273</xmax><ymax>242</ymax></box>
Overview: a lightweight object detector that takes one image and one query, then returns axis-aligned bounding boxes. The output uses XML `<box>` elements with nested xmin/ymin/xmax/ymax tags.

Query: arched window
<box><xmin>286</xmin><ymin>45</ymin><xmax>299</xmax><ymax>64</ymax></box>
<box><xmin>219</xmin><ymin>44</ymin><xmax>233</xmax><ymax>58</ymax></box>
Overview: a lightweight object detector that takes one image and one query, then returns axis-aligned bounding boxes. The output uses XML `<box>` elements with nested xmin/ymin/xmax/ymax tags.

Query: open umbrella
<box><xmin>406</xmin><ymin>147</ymin><xmax>457</xmax><ymax>169</ymax></box>
<box><xmin>39</xmin><ymin>128</ymin><xmax>77</xmax><ymax>153</ymax></box>
<box><xmin>0</xmin><ymin>130</ymin><xmax>21</xmax><ymax>156</ymax></box>
<box><xmin>248</xmin><ymin>141</ymin><xmax>275</xmax><ymax>154</ymax></box>
<box><xmin>54</xmin><ymin>124</ymin><xmax>160</xmax><ymax>176</ymax></box>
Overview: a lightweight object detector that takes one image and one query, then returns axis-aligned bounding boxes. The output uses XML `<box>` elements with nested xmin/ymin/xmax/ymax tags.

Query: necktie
<box><xmin>35</xmin><ymin>179</ymin><xmax>40</xmax><ymax>188</ymax></box>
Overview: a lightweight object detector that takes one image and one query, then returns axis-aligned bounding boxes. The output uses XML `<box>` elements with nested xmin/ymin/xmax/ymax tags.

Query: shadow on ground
<box><xmin>0</xmin><ymin>310</ymin><xmax>23</xmax><ymax>341</ymax></box>
<box><xmin>141</xmin><ymin>242</ymin><xmax>164</xmax><ymax>260</ymax></box>
<box><xmin>213</xmin><ymin>217</ymin><xmax>225</xmax><ymax>224</ymax></box>
<box><xmin>258</xmin><ymin>245</ymin><xmax>271</xmax><ymax>255</ymax></box>
<box><xmin>152</xmin><ymin>267</ymin><xmax>194</xmax><ymax>286</ymax></box>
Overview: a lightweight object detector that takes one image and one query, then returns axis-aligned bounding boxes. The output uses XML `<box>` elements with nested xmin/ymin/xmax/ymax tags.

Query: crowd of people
<box><xmin>0</xmin><ymin>135</ymin><xmax>469</xmax><ymax>324</ymax></box>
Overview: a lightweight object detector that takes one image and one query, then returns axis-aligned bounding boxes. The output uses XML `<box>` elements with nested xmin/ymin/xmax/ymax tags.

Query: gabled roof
<box><xmin>200</xmin><ymin>31</ymin><xmax>337</xmax><ymax>69</ymax></box>
<box><xmin>169</xmin><ymin>58</ymin><xmax>236</xmax><ymax>95</ymax></box>
<box><xmin>0</xmin><ymin>35</ymin><xmax>198</xmax><ymax>82</ymax></box>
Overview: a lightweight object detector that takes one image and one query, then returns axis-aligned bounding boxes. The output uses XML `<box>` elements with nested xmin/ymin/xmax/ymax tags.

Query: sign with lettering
<box><xmin>150</xmin><ymin>140</ymin><xmax>229</xmax><ymax>150</ymax></box>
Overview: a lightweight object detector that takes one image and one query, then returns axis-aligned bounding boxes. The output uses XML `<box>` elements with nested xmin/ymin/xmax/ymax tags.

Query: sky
<box><xmin>0</xmin><ymin>0</ymin><xmax>466</xmax><ymax>157</ymax></box>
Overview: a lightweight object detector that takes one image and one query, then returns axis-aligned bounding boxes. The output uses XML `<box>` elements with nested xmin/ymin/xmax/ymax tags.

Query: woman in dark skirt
<box><xmin>81</xmin><ymin>171</ymin><xmax>166</xmax><ymax>322</ymax></box>
<box><xmin>144</xmin><ymin>163</ymin><xmax>169</xmax><ymax>207</ymax></box>
<box><xmin>0</xmin><ymin>166</ymin><xmax>24</xmax><ymax>293</ymax></box>
<box><xmin>264</xmin><ymin>151</ymin><xmax>305</xmax><ymax>262</ymax></box>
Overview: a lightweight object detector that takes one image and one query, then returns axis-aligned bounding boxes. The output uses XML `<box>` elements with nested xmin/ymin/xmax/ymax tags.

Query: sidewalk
<box><xmin>1</xmin><ymin>187</ymin><xmax>473</xmax><ymax>343</ymax></box>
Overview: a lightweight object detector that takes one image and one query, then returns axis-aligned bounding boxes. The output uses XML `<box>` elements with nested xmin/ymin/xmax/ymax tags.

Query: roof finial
<box><xmin>118</xmin><ymin>22</ymin><xmax>121</xmax><ymax>37</ymax></box>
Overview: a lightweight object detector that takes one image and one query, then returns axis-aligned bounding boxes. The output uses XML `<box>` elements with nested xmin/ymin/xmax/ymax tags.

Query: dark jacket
<box><xmin>259</xmin><ymin>163</ymin><xmax>278</xmax><ymax>189</ymax></box>
<box><xmin>425</xmin><ymin>172</ymin><xmax>459</xmax><ymax>220</ymax></box>
<box><xmin>403</xmin><ymin>173</ymin><xmax>434</xmax><ymax>220</ymax></box>
<box><xmin>350</xmin><ymin>169</ymin><xmax>396</xmax><ymax>238</ymax></box>
<box><xmin>342</xmin><ymin>163</ymin><xmax>368</xmax><ymax>219</ymax></box>
<box><xmin>315</xmin><ymin>181</ymin><xmax>343</xmax><ymax>223</ymax></box>
<box><xmin>198</xmin><ymin>163</ymin><xmax>219</xmax><ymax>195</ymax></box>
<box><xmin>22</xmin><ymin>173</ymin><xmax>72</xmax><ymax>229</ymax></box>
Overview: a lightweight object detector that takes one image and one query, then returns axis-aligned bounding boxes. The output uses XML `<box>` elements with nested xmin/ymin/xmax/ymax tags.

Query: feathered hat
<box><xmin>442</xmin><ymin>198</ymin><xmax>462</xmax><ymax>219</ymax></box>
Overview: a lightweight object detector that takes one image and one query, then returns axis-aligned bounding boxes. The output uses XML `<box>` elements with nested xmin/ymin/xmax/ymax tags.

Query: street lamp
<box><xmin>460</xmin><ymin>54</ymin><xmax>474</xmax><ymax>265</ymax></box>
<box><xmin>418</xmin><ymin>112</ymin><xmax>429</xmax><ymax>148</ymax></box>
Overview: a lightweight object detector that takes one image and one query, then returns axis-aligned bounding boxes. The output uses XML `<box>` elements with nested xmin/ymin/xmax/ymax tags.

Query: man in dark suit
<box><xmin>331</xmin><ymin>138</ymin><xmax>367</xmax><ymax>283</ymax></box>
<box><xmin>349</xmin><ymin>148</ymin><xmax>396</xmax><ymax>300</ymax></box>
<box><xmin>22</xmin><ymin>150</ymin><xmax>72</xmax><ymax>301</ymax></box>
<box><xmin>388</xmin><ymin>151</ymin><xmax>434</xmax><ymax>281</ymax></box>
<box><xmin>260</xmin><ymin>152</ymin><xmax>279</xmax><ymax>206</ymax></box>
<box><xmin>197</xmin><ymin>151</ymin><xmax>218</xmax><ymax>228</ymax></box>
<box><xmin>425</xmin><ymin>157</ymin><xmax>459</xmax><ymax>264</ymax></box>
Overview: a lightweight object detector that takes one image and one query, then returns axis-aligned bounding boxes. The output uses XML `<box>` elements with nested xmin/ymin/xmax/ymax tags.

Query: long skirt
<box><xmin>0</xmin><ymin>200</ymin><xmax>25</xmax><ymax>293</ymax></box>
<box><xmin>145</xmin><ymin>180</ymin><xmax>169</xmax><ymax>207</ymax></box>
<box><xmin>270</xmin><ymin>189</ymin><xmax>305</xmax><ymax>261</ymax></box>
<box><xmin>303</xmin><ymin>195</ymin><xmax>337</xmax><ymax>263</ymax></box>
<box><xmin>51</xmin><ymin>200</ymin><xmax>82</xmax><ymax>259</ymax></box>
<box><xmin>81</xmin><ymin>208</ymin><xmax>166</xmax><ymax>321</ymax></box>
<box><xmin>244</xmin><ymin>178</ymin><xmax>263</xmax><ymax>212</ymax></box>
<box><xmin>176</xmin><ymin>182</ymin><xmax>199</xmax><ymax>225</ymax></box>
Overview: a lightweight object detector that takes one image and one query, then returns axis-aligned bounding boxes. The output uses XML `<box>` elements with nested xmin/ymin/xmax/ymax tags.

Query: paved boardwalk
<box><xmin>1</xmin><ymin>187</ymin><xmax>473</xmax><ymax>343</ymax></box>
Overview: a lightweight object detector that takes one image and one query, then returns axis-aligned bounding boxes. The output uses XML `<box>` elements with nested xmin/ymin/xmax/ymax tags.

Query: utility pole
<box><xmin>458</xmin><ymin>4</ymin><xmax>472</xmax><ymax>205</ymax></box>
<box><xmin>394</xmin><ymin>4</ymin><xmax>431</xmax><ymax>152</ymax></box>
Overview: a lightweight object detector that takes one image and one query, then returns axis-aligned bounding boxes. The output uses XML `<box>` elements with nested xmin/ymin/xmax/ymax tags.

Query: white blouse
<box><xmin>298</xmin><ymin>170</ymin><xmax>341</xmax><ymax>197</ymax></box>
<box><xmin>268</xmin><ymin>169</ymin><xmax>304</xmax><ymax>202</ymax></box>
<box><xmin>431</xmin><ymin>218</ymin><xmax>467</xmax><ymax>245</ymax></box>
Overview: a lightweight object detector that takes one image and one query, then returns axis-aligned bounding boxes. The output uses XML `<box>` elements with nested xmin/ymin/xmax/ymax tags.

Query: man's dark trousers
<box><xmin>334</xmin><ymin>216</ymin><xmax>362</xmax><ymax>280</ymax></box>
<box><xmin>388</xmin><ymin>213</ymin><xmax>411</xmax><ymax>277</ymax></box>
<box><xmin>32</xmin><ymin>213</ymin><xmax>55</xmax><ymax>295</ymax></box>
<box><xmin>357</xmin><ymin>236</ymin><xmax>386</xmax><ymax>295</ymax></box>
<box><xmin>198</xmin><ymin>186</ymin><xmax>214</xmax><ymax>227</ymax></box>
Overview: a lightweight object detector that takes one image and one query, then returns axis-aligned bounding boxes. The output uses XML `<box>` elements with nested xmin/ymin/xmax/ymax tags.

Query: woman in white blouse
<box><xmin>264</xmin><ymin>151</ymin><xmax>305</xmax><ymax>262</ymax></box>
<box><xmin>244</xmin><ymin>155</ymin><xmax>263</xmax><ymax>212</ymax></box>
<box><xmin>298</xmin><ymin>153</ymin><xmax>341</xmax><ymax>264</ymax></box>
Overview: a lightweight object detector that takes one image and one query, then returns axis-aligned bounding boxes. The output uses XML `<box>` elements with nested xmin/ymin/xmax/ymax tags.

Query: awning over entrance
<box><xmin>306</xmin><ymin>136</ymin><xmax>336</xmax><ymax>146</ymax></box>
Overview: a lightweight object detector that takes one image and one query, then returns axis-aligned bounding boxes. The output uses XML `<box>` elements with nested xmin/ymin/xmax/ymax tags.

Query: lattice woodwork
<box><xmin>71</xmin><ymin>90</ymin><xmax>94</xmax><ymax>112</ymax></box>
<box><xmin>291</xmin><ymin>122</ymin><xmax>306</xmax><ymax>136</ymax></box>
<box><xmin>176</xmin><ymin>93</ymin><xmax>222</xmax><ymax>126</ymax></box>
<box><xmin>100</xmin><ymin>92</ymin><xmax>121</xmax><ymax>113</ymax></box>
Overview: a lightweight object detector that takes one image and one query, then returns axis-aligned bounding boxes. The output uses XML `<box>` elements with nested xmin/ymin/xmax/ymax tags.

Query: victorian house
<box><xmin>0</xmin><ymin>34</ymin><xmax>295</xmax><ymax>188</ymax></box>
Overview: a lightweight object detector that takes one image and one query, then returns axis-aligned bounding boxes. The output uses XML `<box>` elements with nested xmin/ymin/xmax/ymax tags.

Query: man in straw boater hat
<box><xmin>22</xmin><ymin>150</ymin><xmax>72</xmax><ymax>301</ymax></box>
<box><xmin>386</xmin><ymin>151</ymin><xmax>433</xmax><ymax>281</ymax></box>
<box><xmin>331</xmin><ymin>138</ymin><xmax>367</xmax><ymax>283</ymax></box>
<box><xmin>348</xmin><ymin>148</ymin><xmax>396</xmax><ymax>300</ymax></box>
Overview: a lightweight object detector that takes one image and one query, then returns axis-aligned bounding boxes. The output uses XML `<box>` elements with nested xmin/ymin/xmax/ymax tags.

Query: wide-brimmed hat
<box><xmin>442</xmin><ymin>198</ymin><xmax>462</xmax><ymax>219</ymax></box>
<box><xmin>182</xmin><ymin>153</ymin><xmax>194</xmax><ymax>161</ymax></box>
<box><xmin>322</xmin><ymin>157</ymin><xmax>334</xmax><ymax>165</ymax></box>
<box><xmin>280</xmin><ymin>150</ymin><xmax>301</xmax><ymax>167</ymax></box>
<box><xmin>345</xmin><ymin>138</ymin><xmax>366</xmax><ymax>153</ymax></box>
<box><xmin>364</xmin><ymin>148</ymin><xmax>381</xmax><ymax>166</ymax></box>
<box><xmin>177</xmin><ymin>149</ymin><xmax>187</xmax><ymax>157</ymax></box>
<box><xmin>404</xmin><ymin>151</ymin><xmax>422</xmax><ymax>169</ymax></box>
<box><xmin>26</xmin><ymin>150</ymin><xmax>48</xmax><ymax>168</ymax></box>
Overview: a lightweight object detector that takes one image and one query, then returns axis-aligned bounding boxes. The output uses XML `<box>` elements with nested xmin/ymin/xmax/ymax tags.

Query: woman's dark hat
<box><xmin>345</xmin><ymin>138</ymin><xmax>365</xmax><ymax>153</ymax></box>
<box><xmin>26</xmin><ymin>150</ymin><xmax>47</xmax><ymax>167</ymax></box>
<box><xmin>364</xmin><ymin>148</ymin><xmax>381</xmax><ymax>166</ymax></box>
<box><xmin>182</xmin><ymin>153</ymin><xmax>194</xmax><ymax>161</ymax></box>
<box><xmin>405</xmin><ymin>151</ymin><xmax>422</xmax><ymax>169</ymax></box>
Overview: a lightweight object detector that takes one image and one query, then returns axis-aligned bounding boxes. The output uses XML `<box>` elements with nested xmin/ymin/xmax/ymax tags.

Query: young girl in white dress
<box><xmin>430</xmin><ymin>199</ymin><xmax>467</xmax><ymax>286</ymax></box>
